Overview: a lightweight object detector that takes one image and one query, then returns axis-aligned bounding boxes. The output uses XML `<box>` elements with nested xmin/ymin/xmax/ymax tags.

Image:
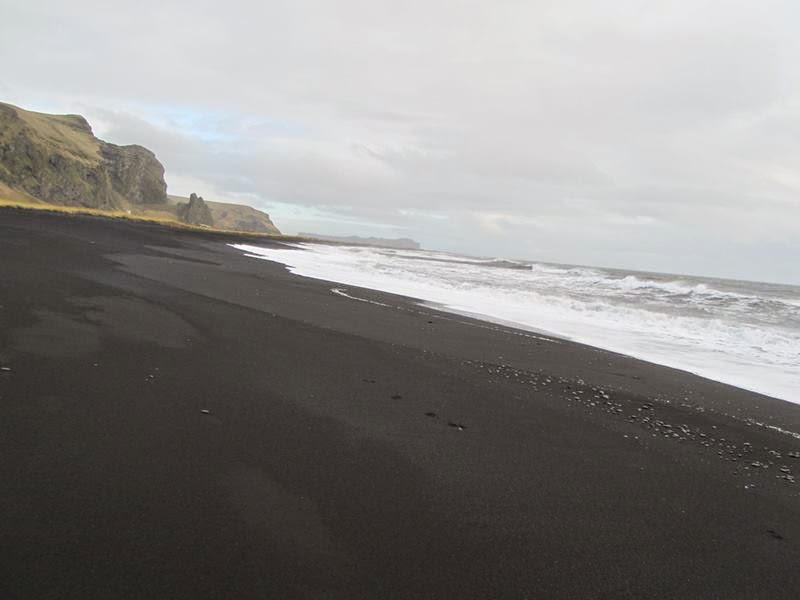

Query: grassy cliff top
<box><xmin>0</xmin><ymin>102</ymin><xmax>101</xmax><ymax>165</ymax></box>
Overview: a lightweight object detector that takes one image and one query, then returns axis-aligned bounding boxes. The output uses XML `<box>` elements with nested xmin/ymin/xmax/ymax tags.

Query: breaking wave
<box><xmin>233</xmin><ymin>242</ymin><xmax>800</xmax><ymax>404</ymax></box>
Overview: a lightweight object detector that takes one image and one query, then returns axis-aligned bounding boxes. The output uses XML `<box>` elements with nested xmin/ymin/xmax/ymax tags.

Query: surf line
<box><xmin>745</xmin><ymin>419</ymin><xmax>800</xmax><ymax>441</ymax></box>
<box><xmin>331</xmin><ymin>288</ymin><xmax>559</xmax><ymax>344</ymax></box>
<box><xmin>330</xmin><ymin>287</ymin><xmax>392</xmax><ymax>308</ymax></box>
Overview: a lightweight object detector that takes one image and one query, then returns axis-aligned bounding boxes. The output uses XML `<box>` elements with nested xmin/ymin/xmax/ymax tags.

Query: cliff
<box><xmin>169</xmin><ymin>195</ymin><xmax>280</xmax><ymax>234</ymax></box>
<box><xmin>0</xmin><ymin>102</ymin><xmax>282</xmax><ymax>235</ymax></box>
<box><xmin>0</xmin><ymin>102</ymin><xmax>166</xmax><ymax>209</ymax></box>
<box><xmin>100</xmin><ymin>142</ymin><xmax>167</xmax><ymax>206</ymax></box>
<box><xmin>204</xmin><ymin>199</ymin><xmax>280</xmax><ymax>234</ymax></box>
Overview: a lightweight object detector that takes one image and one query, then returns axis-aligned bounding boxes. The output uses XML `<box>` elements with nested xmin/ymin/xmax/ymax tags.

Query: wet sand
<box><xmin>1</xmin><ymin>208</ymin><xmax>799</xmax><ymax>599</ymax></box>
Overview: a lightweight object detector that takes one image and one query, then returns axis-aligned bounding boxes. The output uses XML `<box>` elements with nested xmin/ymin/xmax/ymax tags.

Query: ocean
<box><xmin>232</xmin><ymin>242</ymin><xmax>800</xmax><ymax>405</ymax></box>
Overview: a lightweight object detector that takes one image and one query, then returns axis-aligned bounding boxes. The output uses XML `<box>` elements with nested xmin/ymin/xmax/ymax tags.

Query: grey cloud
<box><xmin>1</xmin><ymin>0</ymin><xmax>799</xmax><ymax>282</ymax></box>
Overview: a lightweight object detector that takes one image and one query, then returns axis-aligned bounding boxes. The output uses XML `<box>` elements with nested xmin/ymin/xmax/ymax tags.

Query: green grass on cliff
<box><xmin>0</xmin><ymin>102</ymin><xmax>101</xmax><ymax>164</ymax></box>
<box><xmin>0</xmin><ymin>197</ymin><xmax>295</xmax><ymax>239</ymax></box>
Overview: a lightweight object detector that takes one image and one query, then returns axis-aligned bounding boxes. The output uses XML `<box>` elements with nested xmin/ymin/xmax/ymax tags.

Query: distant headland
<box><xmin>297</xmin><ymin>233</ymin><xmax>420</xmax><ymax>250</ymax></box>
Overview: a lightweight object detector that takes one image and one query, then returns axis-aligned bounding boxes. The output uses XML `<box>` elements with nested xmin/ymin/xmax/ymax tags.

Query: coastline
<box><xmin>2</xmin><ymin>208</ymin><xmax>799</xmax><ymax>599</ymax></box>
<box><xmin>234</xmin><ymin>242</ymin><xmax>800</xmax><ymax>405</ymax></box>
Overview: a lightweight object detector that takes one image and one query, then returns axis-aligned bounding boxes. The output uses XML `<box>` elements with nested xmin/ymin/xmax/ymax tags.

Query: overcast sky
<box><xmin>2</xmin><ymin>1</ymin><xmax>799</xmax><ymax>283</ymax></box>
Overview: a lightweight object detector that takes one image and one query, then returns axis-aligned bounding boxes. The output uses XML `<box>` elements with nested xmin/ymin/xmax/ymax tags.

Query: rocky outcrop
<box><xmin>176</xmin><ymin>193</ymin><xmax>214</xmax><ymax>226</ymax></box>
<box><xmin>0</xmin><ymin>102</ymin><xmax>167</xmax><ymax>209</ymax></box>
<box><xmin>100</xmin><ymin>143</ymin><xmax>167</xmax><ymax>206</ymax></box>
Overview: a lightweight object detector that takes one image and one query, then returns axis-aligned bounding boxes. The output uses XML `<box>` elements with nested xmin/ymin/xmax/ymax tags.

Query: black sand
<box><xmin>1</xmin><ymin>209</ymin><xmax>799</xmax><ymax>599</ymax></box>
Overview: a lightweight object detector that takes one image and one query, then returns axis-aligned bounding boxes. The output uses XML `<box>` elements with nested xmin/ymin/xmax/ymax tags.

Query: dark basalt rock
<box><xmin>176</xmin><ymin>193</ymin><xmax>214</xmax><ymax>226</ymax></box>
<box><xmin>100</xmin><ymin>142</ymin><xmax>167</xmax><ymax>205</ymax></box>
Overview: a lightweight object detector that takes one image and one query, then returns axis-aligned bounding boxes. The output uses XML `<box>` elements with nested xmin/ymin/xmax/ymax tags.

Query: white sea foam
<box><xmin>234</xmin><ymin>243</ymin><xmax>800</xmax><ymax>405</ymax></box>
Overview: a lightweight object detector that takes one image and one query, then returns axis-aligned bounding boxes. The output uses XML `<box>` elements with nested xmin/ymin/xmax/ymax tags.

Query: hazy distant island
<box><xmin>0</xmin><ymin>101</ymin><xmax>280</xmax><ymax>234</ymax></box>
<box><xmin>298</xmin><ymin>232</ymin><xmax>420</xmax><ymax>250</ymax></box>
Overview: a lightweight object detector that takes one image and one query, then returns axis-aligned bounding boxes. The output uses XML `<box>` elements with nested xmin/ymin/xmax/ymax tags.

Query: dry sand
<box><xmin>1</xmin><ymin>208</ymin><xmax>799</xmax><ymax>598</ymax></box>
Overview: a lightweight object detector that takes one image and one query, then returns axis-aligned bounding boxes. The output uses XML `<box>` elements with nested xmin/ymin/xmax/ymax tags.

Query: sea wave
<box><xmin>233</xmin><ymin>242</ymin><xmax>800</xmax><ymax>404</ymax></box>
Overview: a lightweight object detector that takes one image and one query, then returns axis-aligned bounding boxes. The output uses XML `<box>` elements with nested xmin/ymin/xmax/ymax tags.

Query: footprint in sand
<box><xmin>767</xmin><ymin>529</ymin><xmax>786</xmax><ymax>541</ymax></box>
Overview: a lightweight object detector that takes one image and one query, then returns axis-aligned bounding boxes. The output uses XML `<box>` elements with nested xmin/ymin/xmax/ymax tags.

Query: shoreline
<box><xmin>2</xmin><ymin>208</ymin><xmax>799</xmax><ymax>599</ymax></box>
<box><xmin>427</xmin><ymin>303</ymin><xmax>799</xmax><ymax>412</ymax></box>
<box><xmin>412</xmin><ymin>300</ymin><xmax>799</xmax><ymax>409</ymax></box>
<box><xmin>234</xmin><ymin>241</ymin><xmax>799</xmax><ymax>407</ymax></box>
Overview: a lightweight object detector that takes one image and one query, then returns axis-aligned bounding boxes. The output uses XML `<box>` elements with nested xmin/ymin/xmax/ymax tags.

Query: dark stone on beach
<box><xmin>767</xmin><ymin>529</ymin><xmax>786</xmax><ymax>541</ymax></box>
<box><xmin>391</xmin><ymin>394</ymin><xmax>402</xmax><ymax>400</ymax></box>
<box><xmin>424</xmin><ymin>412</ymin><xmax>437</xmax><ymax>418</ymax></box>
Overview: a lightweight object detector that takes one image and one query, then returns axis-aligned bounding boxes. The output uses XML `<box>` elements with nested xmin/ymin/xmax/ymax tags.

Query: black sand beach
<box><xmin>2</xmin><ymin>209</ymin><xmax>799</xmax><ymax>599</ymax></box>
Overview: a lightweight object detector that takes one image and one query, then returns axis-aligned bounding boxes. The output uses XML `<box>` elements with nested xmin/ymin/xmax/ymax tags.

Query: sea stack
<box><xmin>176</xmin><ymin>192</ymin><xmax>214</xmax><ymax>226</ymax></box>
